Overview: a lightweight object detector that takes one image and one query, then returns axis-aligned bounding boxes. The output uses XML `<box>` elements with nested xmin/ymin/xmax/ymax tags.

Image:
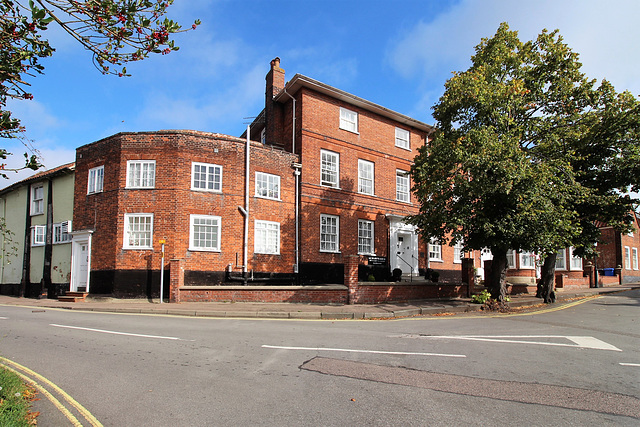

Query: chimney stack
<box><xmin>264</xmin><ymin>57</ymin><xmax>285</xmax><ymax>147</ymax></box>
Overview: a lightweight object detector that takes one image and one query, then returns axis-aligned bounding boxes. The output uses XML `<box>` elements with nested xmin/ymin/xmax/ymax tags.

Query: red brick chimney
<box><xmin>264</xmin><ymin>57</ymin><xmax>285</xmax><ymax>147</ymax></box>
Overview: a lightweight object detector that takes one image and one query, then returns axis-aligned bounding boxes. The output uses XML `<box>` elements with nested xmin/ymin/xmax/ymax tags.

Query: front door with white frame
<box><xmin>70</xmin><ymin>231</ymin><xmax>92</xmax><ymax>292</ymax></box>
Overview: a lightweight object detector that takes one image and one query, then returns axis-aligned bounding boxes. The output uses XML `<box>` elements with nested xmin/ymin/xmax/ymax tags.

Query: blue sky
<box><xmin>3</xmin><ymin>0</ymin><xmax>640</xmax><ymax>187</ymax></box>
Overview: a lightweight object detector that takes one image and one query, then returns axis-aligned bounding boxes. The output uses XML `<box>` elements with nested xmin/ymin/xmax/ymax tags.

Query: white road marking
<box><xmin>620</xmin><ymin>363</ymin><xmax>640</xmax><ymax>367</ymax></box>
<box><xmin>0</xmin><ymin>317</ymin><xmax>7</xmax><ymax>319</ymax></box>
<box><xmin>398</xmin><ymin>335</ymin><xmax>622</xmax><ymax>352</ymax></box>
<box><xmin>50</xmin><ymin>324</ymin><xmax>182</xmax><ymax>340</ymax></box>
<box><xmin>262</xmin><ymin>345</ymin><xmax>466</xmax><ymax>358</ymax></box>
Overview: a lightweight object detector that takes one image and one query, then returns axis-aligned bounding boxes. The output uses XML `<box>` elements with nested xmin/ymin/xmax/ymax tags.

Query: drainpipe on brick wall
<box><xmin>240</xmin><ymin>125</ymin><xmax>250</xmax><ymax>276</ymax></box>
<box><xmin>292</xmin><ymin>163</ymin><xmax>302</xmax><ymax>274</ymax></box>
<box><xmin>283</xmin><ymin>87</ymin><xmax>296</xmax><ymax>154</ymax></box>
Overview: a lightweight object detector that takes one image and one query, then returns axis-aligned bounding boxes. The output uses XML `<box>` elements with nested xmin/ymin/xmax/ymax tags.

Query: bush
<box><xmin>430</xmin><ymin>271</ymin><xmax>440</xmax><ymax>282</ymax></box>
<box><xmin>367</xmin><ymin>274</ymin><xmax>376</xmax><ymax>282</ymax></box>
<box><xmin>471</xmin><ymin>289</ymin><xmax>491</xmax><ymax>304</ymax></box>
<box><xmin>392</xmin><ymin>268</ymin><xmax>402</xmax><ymax>281</ymax></box>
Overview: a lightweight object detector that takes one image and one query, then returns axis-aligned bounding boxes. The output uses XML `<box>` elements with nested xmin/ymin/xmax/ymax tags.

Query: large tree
<box><xmin>409</xmin><ymin>23</ymin><xmax>638</xmax><ymax>302</ymax></box>
<box><xmin>1</xmin><ymin>0</ymin><xmax>199</xmax><ymax>176</ymax></box>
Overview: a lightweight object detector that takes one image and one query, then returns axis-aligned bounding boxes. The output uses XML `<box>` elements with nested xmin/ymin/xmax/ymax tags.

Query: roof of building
<box><xmin>0</xmin><ymin>162</ymin><xmax>75</xmax><ymax>196</ymax></box>
<box><xmin>275</xmin><ymin>74</ymin><xmax>434</xmax><ymax>132</ymax></box>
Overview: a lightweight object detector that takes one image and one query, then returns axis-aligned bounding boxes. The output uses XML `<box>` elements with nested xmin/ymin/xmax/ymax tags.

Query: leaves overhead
<box><xmin>0</xmin><ymin>0</ymin><xmax>200</xmax><ymax>173</ymax></box>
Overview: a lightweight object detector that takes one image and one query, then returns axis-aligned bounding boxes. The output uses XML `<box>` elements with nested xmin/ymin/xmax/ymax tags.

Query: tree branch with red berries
<box><xmin>0</xmin><ymin>0</ymin><xmax>199</xmax><ymax>175</ymax></box>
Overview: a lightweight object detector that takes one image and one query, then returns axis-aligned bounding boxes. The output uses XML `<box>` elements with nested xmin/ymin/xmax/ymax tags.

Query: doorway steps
<box><xmin>58</xmin><ymin>292</ymin><xmax>88</xmax><ymax>302</ymax></box>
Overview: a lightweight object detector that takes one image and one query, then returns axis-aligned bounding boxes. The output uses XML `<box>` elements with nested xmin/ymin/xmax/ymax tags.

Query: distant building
<box><xmin>0</xmin><ymin>163</ymin><xmax>75</xmax><ymax>297</ymax></box>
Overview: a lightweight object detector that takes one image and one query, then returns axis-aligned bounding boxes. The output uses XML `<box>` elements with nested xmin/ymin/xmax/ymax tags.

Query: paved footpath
<box><xmin>1</xmin><ymin>285</ymin><xmax>638</xmax><ymax>319</ymax></box>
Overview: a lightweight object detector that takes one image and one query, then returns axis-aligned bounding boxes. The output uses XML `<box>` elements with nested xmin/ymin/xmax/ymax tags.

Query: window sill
<box><xmin>320</xmin><ymin>184</ymin><xmax>340</xmax><ymax>190</ymax></box>
<box><xmin>255</xmin><ymin>195</ymin><xmax>281</xmax><ymax>202</ymax></box>
<box><xmin>123</xmin><ymin>247</ymin><xmax>153</xmax><ymax>250</ymax></box>
<box><xmin>125</xmin><ymin>187</ymin><xmax>155</xmax><ymax>190</ymax></box>
<box><xmin>339</xmin><ymin>127</ymin><xmax>359</xmax><ymax>135</ymax></box>
<box><xmin>395</xmin><ymin>145</ymin><xmax>411</xmax><ymax>152</ymax></box>
<box><xmin>320</xmin><ymin>250</ymin><xmax>341</xmax><ymax>254</ymax></box>
<box><xmin>429</xmin><ymin>259</ymin><xmax>444</xmax><ymax>263</ymax></box>
<box><xmin>190</xmin><ymin>188</ymin><xmax>222</xmax><ymax>193</ymax></box>
<box><xmin>189</xmin><ymin>248</ymin><xmax>221</xmax><ymax>253</ymax></box>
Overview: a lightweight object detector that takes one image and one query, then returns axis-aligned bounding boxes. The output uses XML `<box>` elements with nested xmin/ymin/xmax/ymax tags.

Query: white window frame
<box><xmin>31</xmin><ymin>184</ymin><xmax>44</xmax><ymax>215</ymax></box>
<box><xmin>320</xmin><ymin>150</ymin><xmax>340</xmax><ymax>188</ymax></box>
<box><xmin>358</xmin><ymin>159</ymin><xmax>374</xmax><ymax>195</ymax></box>
<box><xmin>254</xmin><ymin>220</ymin><xmax>280</xmax><ymax>255</ymax></box>
<box><xmin>396</xmin><ymin>170</ymin><xmax>410</xmax><ymax>203</ymax></box>
<box><xmin>555</xmin><ymin>249</ymin><xmax>567</xmax><ymax>270</ymax></box>
<box><xmin>320</xmin><ymin>214</ymin><xmax>339</xmax><ymax>253</ymax></box>
<box><xmin>53</xmin><ymin>222</ymin><xmax>71</xmax><ymax>244</ymax></box>
<box><xmin>633</xmin><ymin>248</ymin><xmax>638</xmax><ymax>270</ymax></box>
<box><xmin>429</xmin><ymin>238</ymin><xmax>442</xmax><ymax>262</ymax></box>
<box><xmin>358</xmin><ymin>219</ymin><xmax>374</xmax><ymax>255</ymax></box>
<box><xmin>519</xmin><ymin>251</ymin><xmax>536</xmax><ymax>269</ymax></box>
<box><xmin>191</xmin><ymin>162</ymin><xmax>222</xmax><ymax>192</ymax></box>
<box><xmin>189</xmin><ymin>214</ymin><xmax>221</xmax><ymax>252</ymax></box>
<box><xmin>126</xmin><ymin>160</ymin><xmax>156</xmax><ymax>189</ymax></box>
<box><xmin>569</xmin><ymin>247</ymin><xmax>583</xmax><ymax>271</ymax></box>
<box><xmin>255</xmin><ymin>172</ymin><xmax>280</xmax><ymax>200</ymax></box>
<box><xmin>31</xmin><ymin>225</ymin><xmax>46</xmax><ymax>246</ymax></box>
<box><xmin>87</xmin><ymin>165</ymin><xmax>104</xmax><ymax>194</ymax></box>
<box><xmin>453</xmin><ymin>241</ymin><xmax>463</xmax><ymax>264</ymax></box>
<box><xmin>395</xmin><ymin>127</ymin><xmax>410</xmax><ymax>150</ymax></box>
<box><xmin>123</xmin><ymin>213</ymin><xmax>153</xmax><ymax>249</ymax></box>
<box><xmin>506</xmin><ymin>250</ymin><xmax>516</xmax><ymax>269</ymax></box>
<box><xmin>260</xmin><ymin>128</ymin><xmax>266</xmax><ymax>144</ymax></box>
<box><xmin>339</xmin><ymin>107</ymin><xmax>358</xmax><ymax>133</ymax></box>
<box><xmin>624</xmin><ymin>246</ymin><xmax>631</xmax><ymax>270</ymax></box>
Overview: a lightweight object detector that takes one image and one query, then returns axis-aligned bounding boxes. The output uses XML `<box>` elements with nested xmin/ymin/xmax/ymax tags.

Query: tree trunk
<box><xmin>489</xmin><ymin>247</ymin><xmax>508</xmax><ymax>301</ymax></box>
<box><xmin>536</xmin><ymin>253</ymin><xmax>557</xmax><ymax>303</ymax></box>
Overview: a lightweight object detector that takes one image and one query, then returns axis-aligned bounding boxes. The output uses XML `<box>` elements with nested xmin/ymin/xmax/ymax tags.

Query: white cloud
<box><xmin>387</xmin><ymin>0</ymin><xmax>640</xmax><ymax>116</ymax></box>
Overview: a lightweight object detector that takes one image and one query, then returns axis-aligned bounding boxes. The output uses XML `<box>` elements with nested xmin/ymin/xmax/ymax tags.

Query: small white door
<box><xmin>70</xmin><ymin>231</ymin><xmax>92</xmax><ymax>292</ymax></box>
<box><xmin>395</xmin><ymin>233</ymin><xmax>414</xmax><ymax>274</ymax></box>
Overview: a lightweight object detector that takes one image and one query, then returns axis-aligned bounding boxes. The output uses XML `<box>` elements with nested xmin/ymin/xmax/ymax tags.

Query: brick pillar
<box><xmin>461</xmin><ymin>258</ymin><xmax>475</xmax><ymax>297</ymax></box>
<box><xmin>170</xmin><ymin>259</ymin><xmax>184</xmax><ymax>303</ymax></box>
<box><xmin>583</xmin><ymin>263</ymin><xmax>595</xmax><ymax>287</ymax></box>
<box><xmin>344</xmin><ymin>255</ymin><xmax>359</xmax><ymax>305</ymax></box>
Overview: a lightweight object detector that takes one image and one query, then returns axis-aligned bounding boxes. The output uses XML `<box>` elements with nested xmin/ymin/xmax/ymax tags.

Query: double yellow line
<box><xmin>0</xmin><ymin>356</ymin><xmax>102</xmax><ymax>427</ymax></box>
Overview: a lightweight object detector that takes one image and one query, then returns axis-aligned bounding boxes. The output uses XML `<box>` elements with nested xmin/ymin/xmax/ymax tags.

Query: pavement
<box><xmin>1</xmin><ymin>284</ymin><xmax>638</xmax><ymax>319</ymax></box>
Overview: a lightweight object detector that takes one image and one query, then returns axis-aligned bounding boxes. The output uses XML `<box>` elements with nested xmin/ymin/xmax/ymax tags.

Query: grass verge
<box><xmin>0</xmin><ymin>367</ymin><xmax>38</xmax><ymax>426</ymax></box>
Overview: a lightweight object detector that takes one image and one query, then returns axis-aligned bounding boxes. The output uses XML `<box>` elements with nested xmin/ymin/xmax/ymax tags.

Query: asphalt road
<box><xmin>1</xmin><ymin>290</ymin><xmax>639</xmax><ymax>426</ymax></box>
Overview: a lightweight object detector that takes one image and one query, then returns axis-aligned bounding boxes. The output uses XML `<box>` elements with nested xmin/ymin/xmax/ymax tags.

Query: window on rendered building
<box><xmin>358</xmin><ymin>160</ymin><xmax>374</xmax><ymax>195</ymax></box>
<box><xmin>123</xmin><ymin>213</ymin><xmax>153</xmax><ymax>249</ymax></box>
<box><xmin>31</xmin><ymin>225</ymin><xmax>45</xmax><ymax>246</ymax></box>
<box><xmin>320</xmin><ymin>214</ymin><xmax>339</xmax><ymax>253</ymax></box>
<box><xmin>255</xmin><ymin>220</ymin><xmax>280</xmax><ymax>254</ymax></box>
<box><xmin>358</xmin><ymin>220</ymin><xmax>374</xmax><ymax>255</ymax></box>
<box><xmin>31</xmin><ymin>184</ymin><xmax>44</xmax><ymax>215</ymax></box>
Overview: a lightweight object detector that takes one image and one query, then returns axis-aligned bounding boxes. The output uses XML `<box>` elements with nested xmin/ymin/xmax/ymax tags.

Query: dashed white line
<box><xmin>620</xmin><ymin>363</ymin><xmax>640</xmax><ymax>367</ymax></box>
<box><xmin>50</xmin><ymin>324</ymin><xmax>183</xmax><ymax>340</ymax></box>
<box><xmin>262</xmin><ymin>345</ymin><xmax>466</xmax><ymax>358</ymax></box>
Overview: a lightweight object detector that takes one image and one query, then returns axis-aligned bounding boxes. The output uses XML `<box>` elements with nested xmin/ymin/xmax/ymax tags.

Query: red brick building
<box><xmin>595</xmin><ymin>212</ymin><xmax>640</xmax><ymax>284</ymax></box>
<box><xmin>70</xmin><ymin>58</ymin><xmax>476</xmax><ymax>301</ymax></box>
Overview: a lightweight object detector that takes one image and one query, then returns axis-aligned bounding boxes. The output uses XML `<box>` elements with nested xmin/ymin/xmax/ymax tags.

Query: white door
<box><xmin>70</xmin><ymin>231</ymin><xmax>92</xmax><ymax>292</ymax></box>
<box><xmin>395</xmin><ymin>233</ymin><xmax>414</xmax><ymax>274</ymax></box>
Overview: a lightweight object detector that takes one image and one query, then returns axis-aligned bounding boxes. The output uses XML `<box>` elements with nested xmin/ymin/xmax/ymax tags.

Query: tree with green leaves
<box><xmin>409</xmin><ymin>23</ymin><xmax>639</xmax><ymax>303</ymax></box>
<box><xmin>1</xmin><ymin>0</ymin><xmax>199</xmax><ymax>176</ymax></box>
